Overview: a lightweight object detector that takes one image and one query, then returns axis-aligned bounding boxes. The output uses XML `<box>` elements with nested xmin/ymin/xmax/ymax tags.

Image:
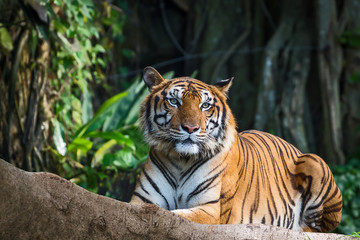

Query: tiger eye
<box><xmin>168</xmin><ymin>98</ymin><xmax>178</xmax><ymax>106</ymax></box>
<box><xmin>201</xmin><ymin>102</ymin><xmax>211</xmax><ymax>109</ymax></box>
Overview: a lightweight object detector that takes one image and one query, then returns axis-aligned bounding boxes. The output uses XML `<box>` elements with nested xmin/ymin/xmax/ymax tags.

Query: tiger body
<box><xmin>130</xmin><ymin>67</ymin><xmax>342</xmax><ymax>232</ymax></box>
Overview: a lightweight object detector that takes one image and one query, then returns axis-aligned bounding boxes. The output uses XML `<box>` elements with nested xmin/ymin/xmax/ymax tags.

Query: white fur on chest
<box><xmin>148</xmin><ymin>155</ymin><xmax>222</xmax><ymax>210</ymax></box>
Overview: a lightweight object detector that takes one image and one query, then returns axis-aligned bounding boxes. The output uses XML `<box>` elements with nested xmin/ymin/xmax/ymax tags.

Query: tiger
<box><xmin>130</xmin><ymin>66</ymin><xmax>343</xmax><ymax>232</ymax></box>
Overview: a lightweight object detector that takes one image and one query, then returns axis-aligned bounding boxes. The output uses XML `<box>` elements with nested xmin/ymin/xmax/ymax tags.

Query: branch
<box><xmin>0</xmin><ymin>159</ymin><xmax>353</xmax><ymax>240</ymax></box>
<box><xmin>7</xmin><ymin>28</ymin><xmax>29</xmax><ymax>162</ymax></box>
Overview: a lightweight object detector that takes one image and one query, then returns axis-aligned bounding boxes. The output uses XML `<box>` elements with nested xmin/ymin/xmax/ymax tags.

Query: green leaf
<box><xmin>96</xmin><ymin>172</ymin><xmax>108</xmax><ymax>181</ymax></box>
<box><xmin>0</xmin><ymin>28</ymin><xmax>13</xmax><ymax>51</ymax></box>
<box><xmin>94</xmin><ymin>44</ymin><xmax>105</xmax><ymax>53</ymax></box>
<box><xmin>91</xmin><ymin>139</ymin><xmax>117</xmax><ymax>167</ymax></box>
<box><xmin>350</xmin><ymin>232</ymin><xmax>360</xmax><ymax>238</ymax></box>
<box><xmin>122</xmin><ymin>49</ymin><xmax>135</xmax><ymax>58</ymax></box>
<box><xmin>102</xmin><ymin>153</ymin><xmax>115</xmax><ymax>168</ymax></box>
<box><xmin>81</xmin><ymin>84</ymin><xmax>93</xmax><ymax>124</ymax></box>
<box><xmin>85</xmin><ymin>131</ymin><xmax>134</xmax><ymax>149</ymax></box>
<box><xmin>71</xmin><ymin>95</ymin><xmax>82</xmax><ymax>127</ymax></box>
<box><xmin>97</xmin><ymin>58</ymin><xmax>106</xmax><ymax>67</ymax></box>
<box><xmin>53</xmin><ymin>19</ymin><xmax>67</xmax><ymax>34</ymax></box>
<box><xmin>162</xmin><ymin>71</ymin><xmax>175</xmax><ymax>79</ymax></box>
<box><xmin>113</xmin><ymin>149</ymin><xmax>138</xmax><ymax>169</ymax></box>
<box><xmin>94</xmin><ymin>91</ymin><xmax>129</xmax><ymax>118</ymax></box>
<box><xmin>52</xmin><ymin>119</ymin><xmax>67</xmax><ymax>156</ymax></box>
<box><xmin>68</xmin><ymin>138</ymin><xmax>93</xmax><ymax>152</ymax></box>
<box><xmin>190</xmin><ymin>70</ymin><xmax>198</xmax><ymax>78</ymax></box>
<box><xmin>72</xmin><ymin>91</ymin><xmax>128</xmax><ymax>139</ymax></box>
<box><xmin>123</xmin><ymin>127</ymin><xmax>149</xmax><ymax>162</ymax></box>
<box><xmin>102</xmin><ymin>78</ymin><xmax>147</xmax><ymax>131</ymax></box>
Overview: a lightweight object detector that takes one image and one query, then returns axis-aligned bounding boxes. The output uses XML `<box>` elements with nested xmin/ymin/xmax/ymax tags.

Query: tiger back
<box><xmin>130</xmin><ymin>67</ymin><xmax>342</xmax><ymax>232</ymax></box>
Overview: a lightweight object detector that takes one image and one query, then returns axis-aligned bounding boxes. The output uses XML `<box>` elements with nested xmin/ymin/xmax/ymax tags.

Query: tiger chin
<box><xmin>130</xmin><ymin>66</ymin><xmax>343</xmax><ymax>232</ymax></box>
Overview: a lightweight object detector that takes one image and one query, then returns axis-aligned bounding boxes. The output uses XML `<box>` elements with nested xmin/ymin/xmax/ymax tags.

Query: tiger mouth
<box><xmin>173</xmin><ymin>137</ymin><xmax>200</xmax><ymax>148</ymax></box>
<box><xmin>182</xmin><ymin>138</ymin><xmax>195</xmax><ymax>144</ymax></box>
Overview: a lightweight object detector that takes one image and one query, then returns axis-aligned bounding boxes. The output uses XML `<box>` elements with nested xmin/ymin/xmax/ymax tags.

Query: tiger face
<box><xmin>140</xmin><ymin>67</ymin><xmax>236</xmax><ymax>158</ymax></box>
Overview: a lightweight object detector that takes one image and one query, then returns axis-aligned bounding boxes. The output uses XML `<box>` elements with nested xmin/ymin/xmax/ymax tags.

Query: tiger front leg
<box><xmin>171</xmin><ymin>202</ymin><xmax>221</xmax><ymax>224</ymax></box>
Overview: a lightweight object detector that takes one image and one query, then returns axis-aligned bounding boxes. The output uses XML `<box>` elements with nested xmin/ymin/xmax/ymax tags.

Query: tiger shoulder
<box><xmin>130</xmin><ymin>67</ymin><xmax>342</xmax><ymax>232</ymax></box>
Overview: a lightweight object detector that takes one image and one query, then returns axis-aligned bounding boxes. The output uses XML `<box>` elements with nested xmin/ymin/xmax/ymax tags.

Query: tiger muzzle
<box><xmin>181</xmin><ymin>124</ymin><xmax>200</xmax><ymax>134</ymax></box>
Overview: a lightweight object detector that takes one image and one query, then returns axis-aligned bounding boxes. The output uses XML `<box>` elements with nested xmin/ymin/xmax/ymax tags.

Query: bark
<box><xmin>340</xmin><ymin>0</ymin><xmax>360</xmax><ymax>157</ymax></box>
<box><xmin>0</xmin><ymin>159</ymin><xmax>353</xmax><ymax>240</ymax></box>
<box><xmin>0</xmin><ymin>2</ymin><xmax>50</xmax><ymax>171</ymax></box>
<box><xmin>254</xmin><ymin>0</ymin><xmax>313</xmax><ymax>153</ymax></box>
<box><xmin>316</xmin><ymin>0</ymin><xmax>345</xmax><ymax>164</ymax></box>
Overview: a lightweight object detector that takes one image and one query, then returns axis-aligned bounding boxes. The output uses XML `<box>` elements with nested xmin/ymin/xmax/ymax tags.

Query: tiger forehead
<box><xmin>167</xmin><ymin>78</ymin><xmax>213</xmax><ymax>100</ymax></box>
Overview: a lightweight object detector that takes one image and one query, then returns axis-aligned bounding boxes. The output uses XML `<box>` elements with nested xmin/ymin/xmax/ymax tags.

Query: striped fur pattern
<box><xmin>130</xmin><ymin>67</ymin><xmax>342</xmax><ymax>232</ymax></box>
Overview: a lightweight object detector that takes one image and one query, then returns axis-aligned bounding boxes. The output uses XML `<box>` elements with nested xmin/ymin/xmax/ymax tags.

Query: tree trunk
<box><xmin>254</xmin><ymin>0</ymin><xmax>313</xmax><ymax>155</ymax></box>
<box><xmin>340</xmin><ymin>0</ymin><xmax>360</xmax><ymax>157</ymax></box>
<box><xmin>316</xmin><ymin>0</ymin><xmax>345</xmax><ymax>164</ymax></box>
<box><xmin>0</xmin><ymin>2</ymin><xmax>50</xmax><ymax>171</ymax></box>
<box><xmin>0</xmin><ymin>158</ymin><xmax>352</xmax><ymax>240</ymax></box>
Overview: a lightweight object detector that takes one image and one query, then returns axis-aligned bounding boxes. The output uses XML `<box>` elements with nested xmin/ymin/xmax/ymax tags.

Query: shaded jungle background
<box><xmin>0</xmin><ymin>0</ymin><xmax>359</xmax><ymax>234</ymax></box>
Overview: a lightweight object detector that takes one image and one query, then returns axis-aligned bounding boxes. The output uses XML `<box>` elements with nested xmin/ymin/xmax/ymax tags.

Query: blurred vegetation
<box><xmin>36</xmin><ymin>0</ymin><xmax>143</xmax><ymax>198</ymax></box>
<box><xmin>331</xmin><ymin>158</ymin><xmax>360</xmax><ymax>234</ymax></box>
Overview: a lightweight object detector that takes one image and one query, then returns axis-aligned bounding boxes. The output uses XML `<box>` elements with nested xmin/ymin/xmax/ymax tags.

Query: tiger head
<box><xmin>140</xmin><ymin>67</ymin><xmax>236</xmax><ymax>158</ymax></box>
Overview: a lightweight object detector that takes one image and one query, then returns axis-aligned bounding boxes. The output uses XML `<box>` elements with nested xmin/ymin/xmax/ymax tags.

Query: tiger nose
<box><xmin>181</xmin><ymin>124</ymin><xmax>200</xmax><ymax>134</ymax></box>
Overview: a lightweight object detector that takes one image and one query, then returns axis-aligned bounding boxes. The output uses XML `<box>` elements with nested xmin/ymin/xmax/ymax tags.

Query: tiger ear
<box><xmin>143</xmin><ymin>66</ymin><xmax>165</xmax><ymax>90</ymax></box>
<box><xmin>213</xmin><ymin>77</ymin><xmax>234</xmax><ymax>94</ymax></box>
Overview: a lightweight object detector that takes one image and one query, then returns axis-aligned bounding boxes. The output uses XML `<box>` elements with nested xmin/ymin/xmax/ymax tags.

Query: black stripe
<box><xmin>133</xmin><ymin>192</ymin><xmax>154</xmax><ymax>204</ymax></box>
<box><xmin>307</xmin><ymin>177</ymin><xmax>333</xmax><ymax>211</ymax></box>
<box><xmin>219</xmin><ymin>99</ymin><xmax>227</xmax><ymax>129</ymax></box>
<box><xmin>150</xmin><ymin>151</ymin><xmax>177</xmax><ymax>190</ymax></box>
<box><xmin>249</xmin><ymin>208</ymin><xmax>253</xmax><ymax>223</ymax></box>
<box><xmin>199</xmin><ymin>208</ymin><xmax>214</xmax><ymax>217</ymax></box>
<box><xmin>226</xmin><ymin>208</ymin><xmax>232</xmax><ymax>223</ymax></box>
<box><xmin>174</xmin><ymin>197</ymin><xmax>178</xmax><ymax>209</ymax></box>
<box><xmin>173</xmin><ymin>79</ymin><xmax>209</xmax><ymax>89</ymax></box>
<box><xmin>153</xmin><ymin>95</ymin><xmax>160</xmax><ymax>113</ymax></box>
<box><xmin>179</xmin><ymin>157</ymin><xmax>211</xmax><ymax>185</ymax></box>
<box><xmin>288</xmin><ymin>207</ymin><xmax>294</xmax><ymax>229</ymax></box>
<box><xmin>267</xmin><ymin>199</ymin><xmax>274</xmax><ymax>225</ymax></box>
<box><xmin>186</xmin><ymin>168</ymin><xmax>225</xmax><ymax>203</ymax></box>
<box><xmin>140</xmin><ymin>181</ymin><xmax>149</xmax><ymax>195</ymax></box>
<box><xmin>145</xmin><ymin>96</ymin><xmax>152</xmax><ymax>132</ymax></box>
<box><xmin>237</xmin><ymin>134</ymin><xmax>247</xmax><ymax>179</ymax></box>
<box><xmin>202</xmin><ymin>199</ymin><xmax>220</xmax><ymax>205</ymax></box>
<box><xmin>143</xmin><ymin>169</ymin><xmax>170</xmax><ymax>210</ymax></box>
<box><xmin>207</xmin><ymin>161</ymin><xmax>224</xmax><ymax>176</ymax></box>
<box><xmin>299</xmin><ymin>175</ymin><xmax>313</xmax><ymax>219</ymax></box>
<box><xmin>221</xmin><ymin>207</ymin><xmax>230</xmax><ymax>217</ymax></box>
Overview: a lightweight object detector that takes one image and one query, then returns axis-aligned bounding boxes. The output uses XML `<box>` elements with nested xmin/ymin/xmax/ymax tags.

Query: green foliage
<box><xmin>42</xmin><ymin>0</ymin><xmax>126</xmax><ymax>132</ymax></box>
<box><xmin>349</xmin><ymin>72</ymin><xmax>360</xmax><ymax>84</ymax></box>
<box><xmin>50</xmin><ymin>77</ymin><xmax>150</xmax><ymax>194</ymax></box>
<box><xmin>0</xmin><ymin>27</ymin><xmax>13</xmax><ymax>51</ymax></box>
<box><xmin>340</xmin><ymin>28</ymin><xmax>360</xmax><ymax>85</ymax></box>
<box><xmin>350</xmin><ymin>232</ymin><xmax>360</xmax><ymax>238</ymax></box>
<box><xmin>331</xmin><ymin>158</ymin><xmax>360</xmax><ymax>234</ymax></box>
<box><xmin>34</xmin><ymin>0</ymin><xmax>144</xmax><ymax>197</ymax></box>
<box><xmin>340</xmin><ymin>28</ymin><xmax>360</xmax><ymax>48</ymax></box>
